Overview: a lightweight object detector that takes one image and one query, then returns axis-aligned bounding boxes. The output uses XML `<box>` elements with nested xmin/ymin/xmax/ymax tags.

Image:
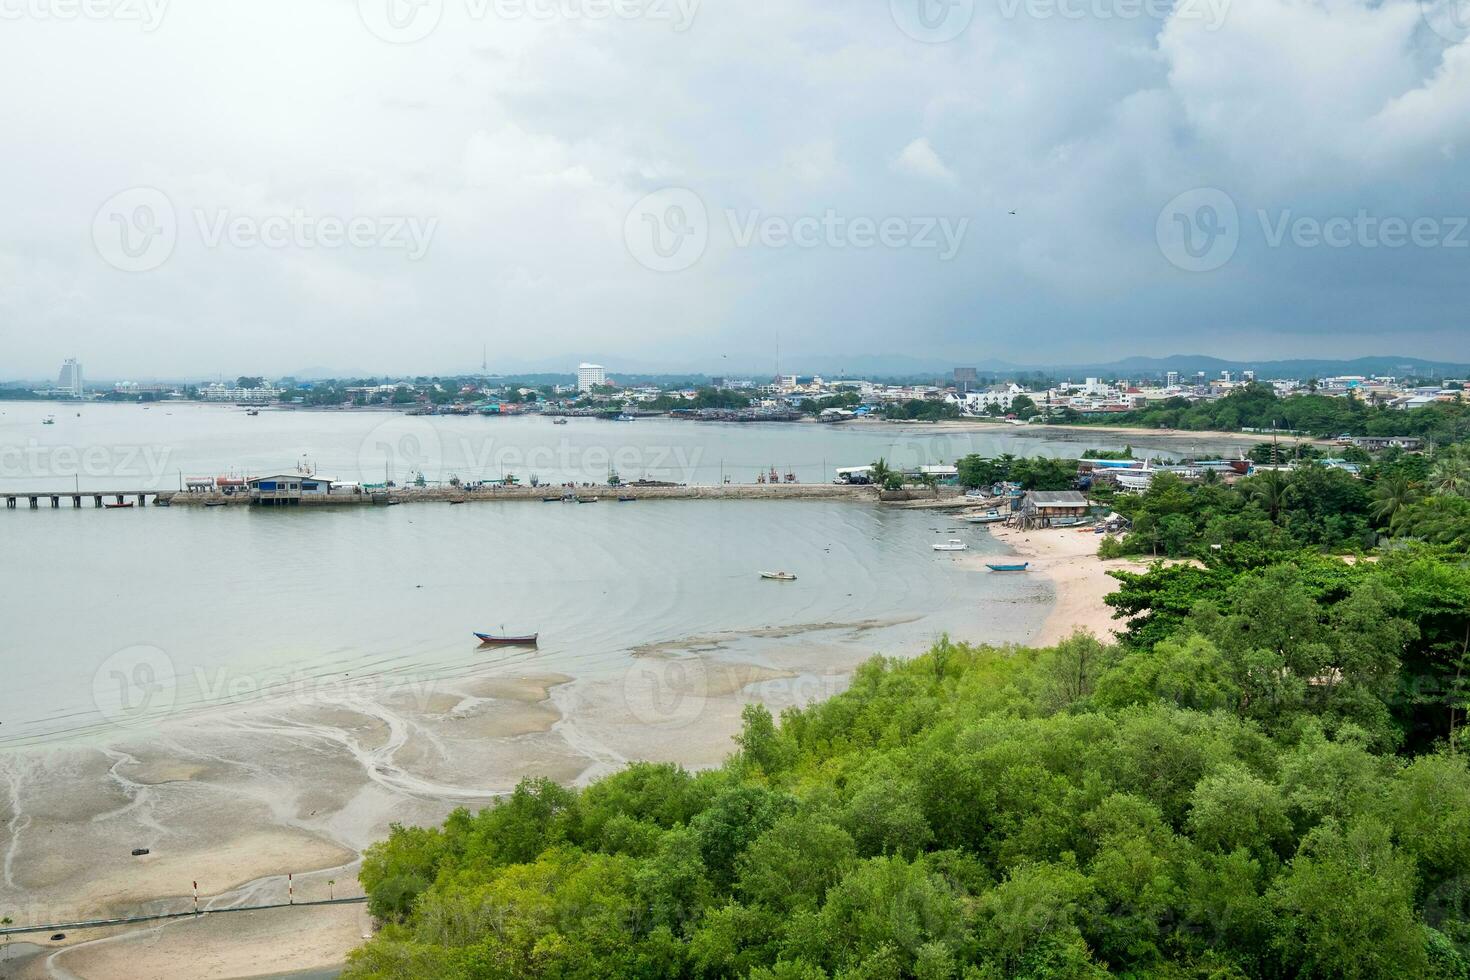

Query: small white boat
<box><xmin>932</xmin><ymin>539</ymin><xmax>967</xmax><ymax>552</ymax></box>
<box><xmin>964</xmin><ymin>510</ymin><xmax>1005</xmax><ymax>524</ymax></box>
<box><xmin>42</xmin><ymin>414</ymin><xmax>56</xmax><ymax>425</ymax></box>
<box><xmin>761</xmin><ymin>571</ymin><xmax>798</xmax><ymax>581</ymax></box>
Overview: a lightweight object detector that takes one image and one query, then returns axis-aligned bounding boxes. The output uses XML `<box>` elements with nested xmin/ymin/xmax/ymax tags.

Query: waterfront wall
<box><xmin>166</xmin><ymin>483</ymin><xmax>896</xmax><ymax>507</ymax></box>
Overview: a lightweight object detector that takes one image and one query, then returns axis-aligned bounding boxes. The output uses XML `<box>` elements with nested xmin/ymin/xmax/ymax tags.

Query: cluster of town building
<box><xmin>21</xmin><ymin>358</ymin><xmax>1469</xmax><ymax>419</ymax></box>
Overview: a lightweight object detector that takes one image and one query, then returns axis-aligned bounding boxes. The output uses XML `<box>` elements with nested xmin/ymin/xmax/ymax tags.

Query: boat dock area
<box><xmin>3</xmin><ymin>491</ymin><xmax>167</xmax><ymax>509</ymax></box>
<box><xmin>170</xmin><ymin>483</ymin><xmax>882</xmax><ymax>506</ymax></box>
<box><xmin>2</xmin><ymin>482</ymin><xmax>902</xmax><ymax>511</ymax></box>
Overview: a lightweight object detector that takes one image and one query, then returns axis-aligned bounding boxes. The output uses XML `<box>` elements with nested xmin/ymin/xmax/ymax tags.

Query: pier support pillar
<box><xmin>137</xmin><ymin>494</ymin><xmax>147</xmax><ymax>507</ymax></box>
<box><xmin>72</xmin><ymin>495</ymin><xmax>81</xmax><ymax>507</ymax></box>
<box><xmin>5</xmin><ymin>497</ymin><xmax>14</xmax><ymax>509</ymax></box>
<box><xmin>50</xmin><ymin>495</ymin><xmax>60</xmax><ymax>508</ymax></box>
<box><xmin>93</xmin><ymin>495</ymin><xmax>103</xmax><ymax>508</ymax></box>
<box><xmin>28</xmin><ymin>496</ymin><xmax>38</xmax><ymax>509</ymax></box>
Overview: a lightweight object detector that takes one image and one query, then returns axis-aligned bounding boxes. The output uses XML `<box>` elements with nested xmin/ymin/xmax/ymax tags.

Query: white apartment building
<box><xmin>202</xmin><ymin>383</ymin><xmax>283</xmax><ymax>402</ymax></box>
<box><xmin>952</xmin><ymin>383</ymin><xmax>1026</xmax><ymax>414</ymax></box>
<box><xmin>57</xmin><ymin>358</ymin><xmax>83</xmax><ymax>397</ymax></box>
<box><xmin>578</xmin><ymin>363</ymin><xmax>607</xmax><ymax>392</ymax></box>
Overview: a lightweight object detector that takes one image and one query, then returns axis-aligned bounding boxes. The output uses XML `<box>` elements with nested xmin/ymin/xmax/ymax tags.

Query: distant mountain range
<box><xmin>793</xmin><ymin>354</ymin><xmax>1470</xmax><ymax>381</ymax></box>
<box><xmin>11</xmin><ymin>354</ymin><xmax>1468</xmax><ymax>388</ymax></box>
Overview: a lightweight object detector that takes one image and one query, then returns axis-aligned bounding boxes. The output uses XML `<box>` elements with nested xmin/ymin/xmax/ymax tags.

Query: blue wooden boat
<box><xmin>474</xmin><ymin>632</ymin><xmax>539</xmax><ymax>646</ymax></box>
<box><xmin>986</xmin><ymin>562</ymin><xmax>1030</xmax><ymax>572</ymax></box>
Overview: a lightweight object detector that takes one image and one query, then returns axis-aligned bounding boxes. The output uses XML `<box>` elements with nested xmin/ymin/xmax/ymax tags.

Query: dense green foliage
<box><xmin>1062</xmin><ymin>383</ymin><xmax>1470</xmax><ymax>441</ymax></box>
<box><xmin>1099</xmin><ymin>468</ymin><xmax>1373</xmax><ymax>558</ymax></box>
<box><xmin>649</xmin><ymin>389</ymin><xmax>756</xmax><ymax>412</ymax></box>
<box><xmin>348</xmin><ymin>544</ymin><xmax>1470</xmax><ymax>978</ymax></box>
<box><xmin>956</xmin><ymin>454</ymin><xmax>1078</xmax><ymax>492</ymax></box>
<box><xmin>882</xmin><ymin>400</ymin><xmax>962</xmax><ymax>422</ymax></box>
<box><xmin>1100</xmin><ymin>445</ymin><xmax>1470</xmax><ymax>561</ymax></box>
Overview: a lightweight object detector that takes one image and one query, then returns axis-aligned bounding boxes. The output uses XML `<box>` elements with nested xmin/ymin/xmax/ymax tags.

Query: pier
<box><xmin>2</xmin><ymin>483</ymin><xmax>951</xmax><ymax>510</ymax></box>
<box><xmin>2</xmin><ymin>490</ymin><xmax>173</xmax><ymax>510</ymax></box>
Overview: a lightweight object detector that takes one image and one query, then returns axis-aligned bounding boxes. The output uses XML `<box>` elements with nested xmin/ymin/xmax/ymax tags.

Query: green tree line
<box><xmin>345</xmin><ymin>541</ymin><xmax>1470</xmax><ymax>979</ymax></box>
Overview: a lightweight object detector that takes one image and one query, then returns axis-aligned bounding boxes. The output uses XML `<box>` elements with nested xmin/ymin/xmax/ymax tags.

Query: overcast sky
<box><xmin>1</xmin><ymin>0</ymin><xmax>1468</xmax><ymax>378</ymax></box>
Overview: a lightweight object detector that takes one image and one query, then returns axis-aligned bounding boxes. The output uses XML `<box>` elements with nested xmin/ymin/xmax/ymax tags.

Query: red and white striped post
<box><xmin>288</xmin><ymin>873</ymin><xmax>294</xmax><ymax>905</ymax></box>
<box><xmin>193</xmin><ymin>881</ymin><xmax>199</xmax><ymax>917</ymax></box>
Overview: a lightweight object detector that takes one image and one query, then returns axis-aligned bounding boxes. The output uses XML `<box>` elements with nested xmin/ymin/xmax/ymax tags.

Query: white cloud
<box><xmin>892</xmin><ymin>138</ymin><xmax>960</xmax><ymax>185</ymax></box>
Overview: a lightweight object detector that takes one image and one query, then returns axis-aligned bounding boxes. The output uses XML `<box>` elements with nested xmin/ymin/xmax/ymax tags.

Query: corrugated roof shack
<box><xmin>1019</xmin><ymin>490</ymin><xmax>1090</xmax><ymax>528</ymax></box>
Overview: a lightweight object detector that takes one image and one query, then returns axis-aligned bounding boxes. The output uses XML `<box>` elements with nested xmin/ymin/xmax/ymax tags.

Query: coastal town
<box><xmin>10</xmin><ymin>357</ymin><xmax>1469</xmax><ymax>428</ymax></box>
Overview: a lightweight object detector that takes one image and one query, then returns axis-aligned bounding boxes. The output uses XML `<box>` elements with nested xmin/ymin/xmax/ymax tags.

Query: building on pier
<box><xmin>247</xmin><ymin>474</ymin><xmax>335</xmax><ymax>505</ymax></box>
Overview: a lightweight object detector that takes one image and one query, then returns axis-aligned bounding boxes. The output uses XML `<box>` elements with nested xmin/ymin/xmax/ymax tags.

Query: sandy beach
<box><xmin>0</xmin><ymin>516</ymin><xmax>1122</xmax><ymax>979</ymax></box>
<box><xmin>0</xmin><ymin>620</ymin><xmax>992</xmax><ymax>978</ymax></box>
<box><xmin>972</xmin><ymin>523</ymin><xmax>1154</xmax><ymax>645</ymax></box>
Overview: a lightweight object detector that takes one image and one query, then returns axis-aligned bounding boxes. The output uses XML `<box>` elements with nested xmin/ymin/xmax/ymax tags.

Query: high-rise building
<box><xmin>57</xmin><ymin>358</ymin><xmax>83</xmax><ymax>397</ymax></box>
<box><xmin>1166</xmin><ymin>371</ymin><xmax>1179</xmax><ymax>388</ymax></box>
<box><xmin>578</xmin><ymin>363</ymin><xmax>606</xmax><ymax>392</ymax></box>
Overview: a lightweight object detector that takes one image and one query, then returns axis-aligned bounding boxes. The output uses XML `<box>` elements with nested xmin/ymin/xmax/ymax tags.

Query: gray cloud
<box><xmin>0</xmin><ymin>0</ymin><xmax>1466</xmax><ymax>378</ymax></box>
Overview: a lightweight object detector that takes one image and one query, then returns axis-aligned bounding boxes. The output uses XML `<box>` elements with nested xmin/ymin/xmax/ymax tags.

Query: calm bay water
<box><xmin>0</xmin><ymin>402</ymin><xmax>1196</xmax><ymax>748</ymax></box>
<box><xmin>0</xmin><ymin>497</ymin><xmax>1047</xmax><ymax>747</ymax></box>
<box><xmin>0</xmin><ymin>401</ymin><xmax>1207</xmax><ymax>492</ymax></box>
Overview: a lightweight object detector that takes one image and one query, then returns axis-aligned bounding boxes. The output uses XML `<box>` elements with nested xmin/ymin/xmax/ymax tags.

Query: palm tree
<box><xmin>1246</xmin><ymin>468</ymin><xmax>1291</xmax><ymax>523</ymax></box>
<box><xmin>1369</xmin><ymin>476</ymin><xmax>1422</xmax><ymax>531</ymax></box>
<box><xmin>1431</xmin><ymin>451</ymin><xmax>1470</xmax><ymax>498</ymax></box>
<box><xmin>868</xmin><ymin>457</ymin><xmax>894</xmax><ymax>489</ymax></box>
<box><xmin>917</xmin><ymin>471</ymin><xmax>940</xmax><ymax>496</ymax></box>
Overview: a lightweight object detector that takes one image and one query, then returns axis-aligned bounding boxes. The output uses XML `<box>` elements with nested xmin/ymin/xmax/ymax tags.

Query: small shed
<box><xmin>1019</xmin><ymin>490</ymin><xmax>1090</xmax><ymax>528</ymax></box>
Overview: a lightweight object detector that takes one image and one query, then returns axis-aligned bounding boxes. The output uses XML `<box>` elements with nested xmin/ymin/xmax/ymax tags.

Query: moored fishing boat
<box><xmin>964</xmin><ymin>510</ymin><xmax>1005</xmax><ymax>524</ymax></box>
<box><xmin>986</xmin><ymin>562</ymin><xmax>1030</xmax><ymax>572</ymax></box>
<box><xmin>932</xmin><ymin>539</ymin><xmax>967</xmax><ymax>552</ymax></box>
<box><xmin>760</xmin><ymin>571</ymin><xmax>797</xmax><ymax>581</ymax></box>
<box><xmin>474</xmin><ymin>632</ymin><xmax>539</xmax><ymax>646</ymax></box>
